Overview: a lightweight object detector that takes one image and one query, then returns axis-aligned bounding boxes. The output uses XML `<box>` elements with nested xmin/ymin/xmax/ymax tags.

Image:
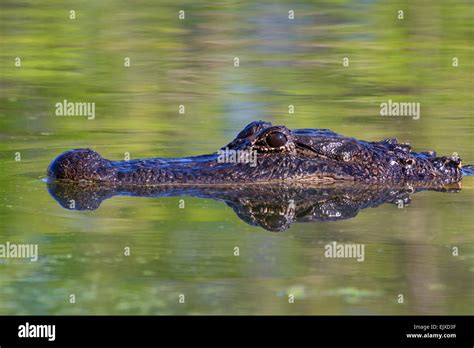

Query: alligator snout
<box><xmin>48</xmin><ymin>149</ymin><xmax>117</xmax><ymax>182</ymax></box>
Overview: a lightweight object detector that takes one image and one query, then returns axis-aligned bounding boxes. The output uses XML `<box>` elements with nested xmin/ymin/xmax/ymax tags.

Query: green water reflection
<box><xmin>0</xmin><ymin>0</ymin><xmax>473</xmax><ymax>314</ymax></box>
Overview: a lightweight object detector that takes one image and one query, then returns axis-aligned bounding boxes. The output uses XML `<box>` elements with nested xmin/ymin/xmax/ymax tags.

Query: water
<box><xmin>1</xmin><ymin>0</ymin><xmax>473</xmax><ymax>315</ymax></box>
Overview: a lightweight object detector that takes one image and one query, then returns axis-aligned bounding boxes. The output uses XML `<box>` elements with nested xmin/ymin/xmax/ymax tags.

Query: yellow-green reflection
<box><xmin>0</xmin><ymin>0</ymin><xmax>473</xmax><ymax>314</ymax></box>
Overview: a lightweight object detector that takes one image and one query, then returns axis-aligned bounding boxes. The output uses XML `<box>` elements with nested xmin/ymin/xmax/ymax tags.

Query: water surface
<box><xmin>0</xmin><ymin>0</ymin><xmax>473</xmax><ymax>314</ymax></box>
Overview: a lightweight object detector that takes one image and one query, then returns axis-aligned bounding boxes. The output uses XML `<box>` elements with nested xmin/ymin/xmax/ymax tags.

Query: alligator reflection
<box><xmin>47</xmin><ymin>182</ymin><xmax>461</xmax><ymax>232</ymax></box>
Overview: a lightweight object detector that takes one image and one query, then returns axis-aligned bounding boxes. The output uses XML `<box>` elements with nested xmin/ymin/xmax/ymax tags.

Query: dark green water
<box><xmin>0</xmin><ymin>0</ymin><xmax>473</xmax><ymax>314</ymax></box>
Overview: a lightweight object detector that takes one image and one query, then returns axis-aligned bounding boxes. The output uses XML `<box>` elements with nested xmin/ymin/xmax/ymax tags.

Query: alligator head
<box><xmin>47</xmin><ymin>121</ymin><xmax>465</xmax><ymax>185</ymax></box>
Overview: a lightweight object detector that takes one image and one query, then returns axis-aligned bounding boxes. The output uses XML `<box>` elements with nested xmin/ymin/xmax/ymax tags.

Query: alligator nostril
<box><xmin>48</xmin><ymin>149</ymin><xmax>112</xmax><ymax>182</ymax></box>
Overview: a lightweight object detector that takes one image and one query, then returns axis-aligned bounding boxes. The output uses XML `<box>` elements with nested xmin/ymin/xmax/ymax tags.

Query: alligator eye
<box><xmin>266</xmin><ymin>132</ymin><xmax>287</xmax><ymax>148</ymax></box>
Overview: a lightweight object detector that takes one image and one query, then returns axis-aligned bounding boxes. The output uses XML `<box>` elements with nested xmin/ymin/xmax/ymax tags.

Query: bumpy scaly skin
<box><xmin>48</xmin><ymin>121</ymin><xmax>464</xmax><ymax>185</ymax></box>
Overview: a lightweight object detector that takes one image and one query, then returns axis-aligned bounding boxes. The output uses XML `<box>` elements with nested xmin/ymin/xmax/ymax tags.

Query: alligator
<box><xmin>47</xmin><ymin>120</ymin><xmax>470</xmax><ymax>185</ymax></box>
<box><xmin>47</xmin><ymin>181</ymin><xmax>461</xmax><ymax>231</ymax></box>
